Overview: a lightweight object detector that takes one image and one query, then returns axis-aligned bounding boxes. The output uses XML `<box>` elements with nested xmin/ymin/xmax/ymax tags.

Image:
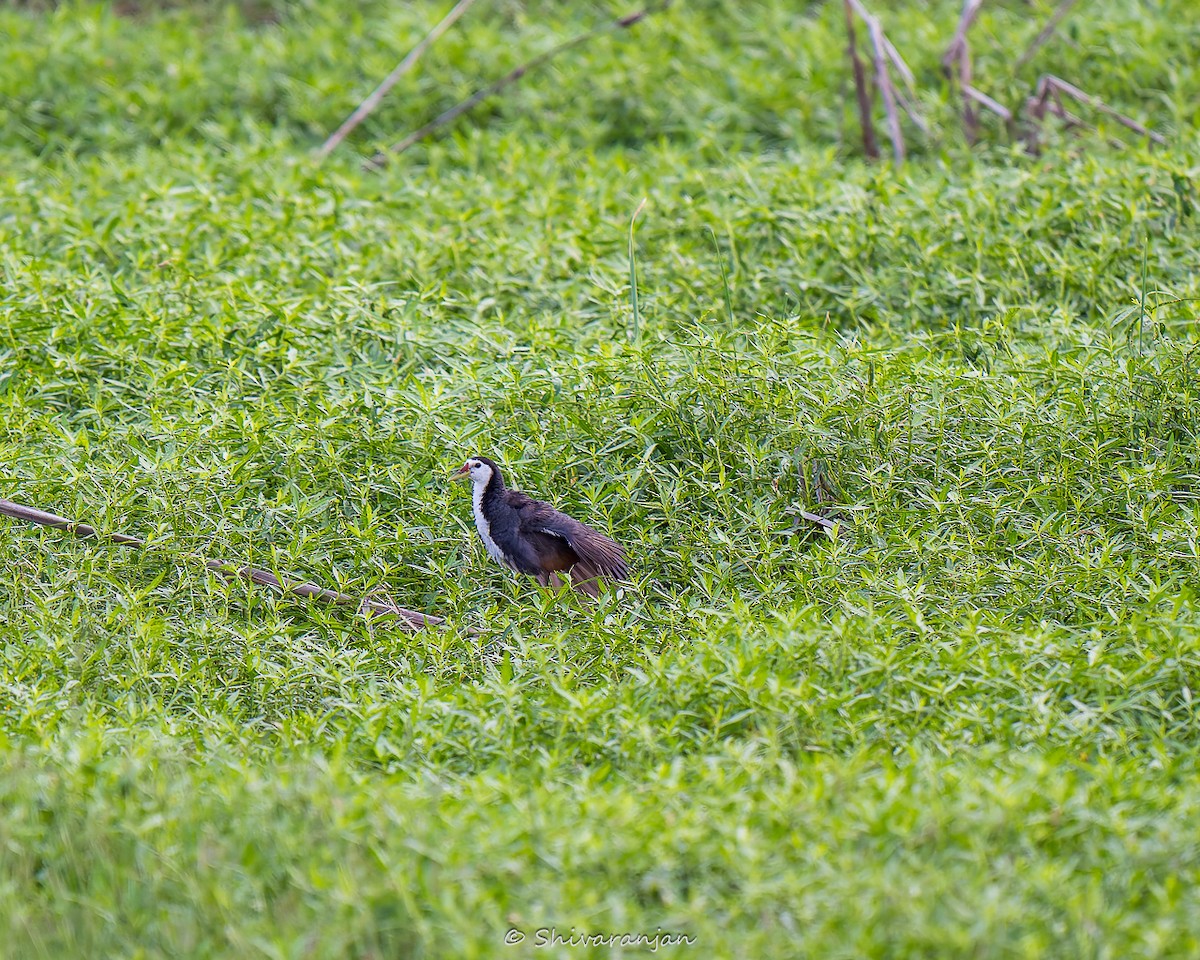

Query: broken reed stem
<box><xmin>0</xmin><ymin>498</ymin><xmax>444</xmax><ymax>631</ymax></box>
<box><xmin>1042</xmin><ymin>75</ymin><xmax>1167</xmax><ymax>144</ymax></box>
<box><xmin>864</xmin><ymin>13</ymin><xmax>904</xmax><ymax>162</ymax></box>
<box><xmin>798</xmin><ymin>510</ymin><xmax>838</xmax><ymax>535</ymax></box>
<box><xmin>963</xmin><ymin>84</ymin><xmax>1012</xmax><ymax>122</ymax></box>
<box><xmin>1015</xmin><ymin>0</ymin><xmax>1080</xmax><ymax>71</ymax></box>
<box><xmin>881</xmin><ymin>35</ymin><xmax>916</xmax><ymax>94</ymax></box>
<box><xmin>843</xmin><ymin>0</ymin><xmax>880</xmax><ymax>160</ymax></box>
<box><xmin>369</xmin><ymin>2</ymin><xmax>669</xmax><ymax>167</ymax></box>
<box><xmin>941</xmin><ymin>0</ymin><xmax>982</xmax><ymax>74</ymax></box>
<box><xmin>942</xmin><ymin>0</ymin><xmax>984</xmax><ymax>140</ymax></box>
<box><xmin>1026</xmin><ymin>75</ymin><xmax>1166</xmax><ymax>149</ymax></box>
<box><xmin>317</xmin><ymin>0</ymin><xmax>481</xmax><ymax>161</ymax></box>
<box><xmin>845</xmin><ymin>0</ymin><xmax>915</xmax><ymax>161</ymax></box>
<box><xmin>886</xmin><ymin>66</ymin><xmax>928</xmax><ymax>136</ymax></box>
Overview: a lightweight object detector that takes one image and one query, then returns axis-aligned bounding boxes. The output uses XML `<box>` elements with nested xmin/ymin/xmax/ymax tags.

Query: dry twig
<box><xmin>1024</xmin><ymin>74</ymin><xmax>1166</xmax><ymax>150</ymax></box>
<box><xmin>779</xmin><ymin>457</ymin><xmax>842</xmax><ymax>539</ymax></box>
<box><xmin>797</xmin><ymin>509</ymin><xmax>838</xmax><ymax>535</ymax></box>
<box><xmin>317</xmin><ymin>0</ymin><xmax>480</xmax><ymax>161</ymax></box>
<box><xmin>942</xmin><ymin>0</ymin><xmax>985</xmax><ymax>140</ymax></box>
<box><xmin>843</xmin><ymin>0</ymin><xmax>880</xmax><ymax>160</ymax></box>
<box><xmin>844</xmin><ymin>0</ymin><xmax>921</xmax><ymax>162</ymax></box>
<box><xmin>865</xmin><ymin>13</ymin><xmax>905</xmax><ymax>162</ymax></box>
<box><xmin>368</xmin><ymin>3</ymin><xmax>669</xmax><ymax>168</ymax></box>
<box><xmin>941</xmin><ymin>0</ymin><xmax>982</xmax><ymax>75</ymax></box>
<box><xmin>963</xmin><ymin>84</ymin><xmax>1012</xmax><ymax>123</ymax></box>
<box><xmin>1014</xmin><ymin>0</ymin><xmax>1080</xmax><ymax>71</ymax></box>
<box><xmin>0</xmin><ymin>498</ymin><xmax>445</xmax><ymax>631</ymax></box>
<box><xmin>882</xmin><ymin>36</ymin><xmax>916</xmax><ymax>94</ymax></box>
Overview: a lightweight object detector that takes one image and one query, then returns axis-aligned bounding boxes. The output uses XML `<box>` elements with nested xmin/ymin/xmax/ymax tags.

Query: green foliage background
<box><xmin>1</xmin><ymin>1</ymin><xmax>1199</xmax><ymax>956</ymax></box>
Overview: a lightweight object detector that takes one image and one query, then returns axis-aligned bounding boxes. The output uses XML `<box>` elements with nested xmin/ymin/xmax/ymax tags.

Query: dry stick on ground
<box><xmin>368</xmin><ymin>3</ymin><xmax>669</xmax><ymax>168</ymax></box>
<box><xmin>842</xmin><ymin>0</ymin><xmax>880</xmax><ymax>160</ymax></box>
<box><xmin>1026</xmin><ymin>75</ymin><xmax>1167</xmax><ymax>149</ymax></box>
<box><xmin>881</xmin><ymin>35</ymin><xmax>915</xmax><ymax>93</ymax></box>
<box><xmin>963</xmin><ymin>84</ymin><xmax>1012</xmax><ymax>123</ymax></box>
<box><xmin>846</xmin><ymin>0</ymin><xmax>919</xmax><ymax>161</ymax></box>
<box><xmin>0</xmin><ymin>498</ymin><xmax>445</xmax><ymax>631</ymax></box>
<box><xmin>865</xmin><ymin>16</ymin><xmax>904</xmax><ymax>161</ymax></box>
<box><xmin>941</xmin><ymin>0</ymin><xmax>982</xmax><ymax>74</ymax></box>
<box><xmin>797</xmin><ymin>510</ymin><xmax>838</xmax><ymax>535</ymax></box>
<box><xmin>317</xmin><ymin>0</ymin><xmax>480</xmax><ymax>161</ymax></box>
<box><xmin>785</xmin><ymin>459</ymin><xmax>841</xmax><ymax>537</ymax></box>
<box><xmin>942</xmin><ymin>2</ymin><xmax>1015</xmax><ymax>135</ymax></box>
<box><xmin>1014</xmin><ymin>0</ymin><xmax>1080</xmax><ymax>71</ymax></box>
<box><xmin>880</xmin><ymin>35</ymin><xmax>929</xmax><ymax>135</ymax></box>
<box><xmin>942</xmin><ymin>0</ymin><xmax>984</xmax><ymax>141</ymax></box>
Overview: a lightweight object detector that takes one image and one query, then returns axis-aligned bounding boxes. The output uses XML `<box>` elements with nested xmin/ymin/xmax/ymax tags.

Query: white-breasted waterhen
<box><xmin>451</xmin><ymin>456</ymin><xmax>628</xmax><ymax>597</ymax></box>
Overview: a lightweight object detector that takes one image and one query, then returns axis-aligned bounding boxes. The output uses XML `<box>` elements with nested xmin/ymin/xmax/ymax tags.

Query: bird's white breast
<box><xmin>472</xmin><ymin>480</ymin><xmax>508</xmax><ymax>565</ymax></box>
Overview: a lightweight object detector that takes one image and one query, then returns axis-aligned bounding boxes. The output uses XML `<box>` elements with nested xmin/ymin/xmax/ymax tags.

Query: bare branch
<box><xmin>865</xmin><ymin>13</ymin><xmax>905</xmax><ymax>162</ymax></box>
<box><xmin>1014</xmin><ymin>0</ymin><xmax>1079</xmax><ymax>71</ymax></box>
<box><xmin>942</xmin><ymin>0</ymin><xmax>984</xmax><ymax>142</ymax></box>
<box><xmin>369</xmin><ymin>3</ymin><xmax>669</xmax><ymax>167</ymax></box>
<box><xmin>1024</xmin><ymin>74</ymin><xmax>1166</xmax><ymax>147</ymax></box>
<box><xmin>892</xmin><ymin>81</ymin><xmax>930</xmax><ymax>135</ymax></box>
<box><xmin>798</xmin><ymin>510</ymin><xmax>838</xmax><ymax>535</ymax></box>
<box><xmin>882</xmin><ymin>35</ymin><xmax>916</xmax><ymax>95</ymax></box>
<box><xmin>1040</xmin><ymin>75</ymin><xmax>1167</xmax><ymax>144</ymax></box>
<box><xmin>941</xmin><ymin>0</ymin><xmax>983</xmax><ymax>74</ymax></box>
<box><xmin>0</xmin><ymin>498</ymin><xmax>446</xmax><ymax>631</ymax></box>
<box><xmin>317</xmin><ymin>0</ymin><xmax>480</xmax><ymax>162</ymax></box>
<box><xmin>964</xmin><ymin>84</ymin><xmax>1012</xmax><ymax>122</ymax></box>
<box><xmin>1047</xmin><ymin>82</ymin><xmax>1087</xmax><ymax>129</ymax></box>
<box><xmin>843</xmin><ymin>0</ymin><xmax>880</xmax><ymax>160</ymax></box>
<box><xmin>844</xmin><ymin>0</ymin><xmax>914</xmax><ymax>160</ymax></box>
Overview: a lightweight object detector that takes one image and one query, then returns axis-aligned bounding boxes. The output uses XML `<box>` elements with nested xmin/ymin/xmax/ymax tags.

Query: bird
<box><xmin>451</xmin><ymin>456</ymin><xmax>628</xmax><ymax>597</ymax></box>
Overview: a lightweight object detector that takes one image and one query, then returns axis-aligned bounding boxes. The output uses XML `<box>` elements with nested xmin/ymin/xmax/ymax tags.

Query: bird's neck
<box><xmin>473</xmin><ymin>473</ymin><xmax>506</xmax><ymax>514</ymax></box>
<box><xmin>470</xmin><ymin>474</ymin><xmax>509</xmax><ymax>565</ymax></box>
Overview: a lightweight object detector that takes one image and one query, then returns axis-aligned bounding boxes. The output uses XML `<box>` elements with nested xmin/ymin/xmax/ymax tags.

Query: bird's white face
<box><xmin>452</xmin><ymin>458</ymin><xmax>493</xmax><ymax>486</ymax></box>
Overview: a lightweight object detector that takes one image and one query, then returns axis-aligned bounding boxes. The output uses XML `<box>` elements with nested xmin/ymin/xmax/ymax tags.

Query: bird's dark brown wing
<box><xmin>509</xmin><ymin>492</ymin><xmax>629</xmax><ymax>580</ymax></box>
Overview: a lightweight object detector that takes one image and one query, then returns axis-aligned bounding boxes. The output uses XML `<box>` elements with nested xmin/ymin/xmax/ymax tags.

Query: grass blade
<box><xmin>629</xmin><ymin>196</ymin><xmax>648</xmax><ymax>343</ymax></box>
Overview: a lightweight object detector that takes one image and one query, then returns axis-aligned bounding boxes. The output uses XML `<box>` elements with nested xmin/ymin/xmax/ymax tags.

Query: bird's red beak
<box><xmin>450</xmin><ymin>462</ymin><xmax>471</xmax><ymax>481</ymax></box>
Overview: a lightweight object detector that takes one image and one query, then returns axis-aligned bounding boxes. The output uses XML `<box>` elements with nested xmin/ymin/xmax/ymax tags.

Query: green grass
<box><xmin>2</xmin><ymin>1</ymin><xmax>1200</xmax><ymax>957</ymax></box>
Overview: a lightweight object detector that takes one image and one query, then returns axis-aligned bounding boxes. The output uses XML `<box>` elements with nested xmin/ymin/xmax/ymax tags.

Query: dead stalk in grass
<box><xmin>942</xmin><ymin>0</ymin><xmax>985</xmax><ymax>140</ymax></box>
<box><xmin>317</xmin><ymin>0</ymin><xmax>480</xmax><ymax>161</ymax></box>
<box><xmin>845</xmin><ymin>0</ymin><xmax>921</xmax><ymax>162</ymax></box>
<box><xmin>843</xmin><ymin>0</ymin><xmax>880</xmax><ymax>160</ymax></box>
<box><xmin>1015</xmin><ymin>0</ymin><xmax>1080</xmax><ymax>71</ymax></box>
<box><xmin>0</xmin><ymin>498</ymin><xmax>447</xmax><ymax>631</ymax></box>
<box><xmin>1024</xmin><ymin>74</ymin><xmax>1167</xmax><ymax>151</ymax></box>
<box><xmin>865</xmin><ymin>13</ymin><xmax>904</xmax><ymax>162</ymax></box>
<box><xmin>368</xmin><ymin>3</ymin><xmax>669</xmax><ymax>168</ymax></box>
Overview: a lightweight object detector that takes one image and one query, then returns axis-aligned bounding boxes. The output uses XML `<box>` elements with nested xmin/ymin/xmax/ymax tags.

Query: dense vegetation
<box><xmin>2</xmin><ymin>1</ymin><xmax>1199</xmax><ymax>956</ymax></box>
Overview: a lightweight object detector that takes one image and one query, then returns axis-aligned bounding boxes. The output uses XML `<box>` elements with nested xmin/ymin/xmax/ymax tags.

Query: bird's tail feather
<box><xmin>569</xmin><ymin>563</ymin><xmax>602</xmax><ymax>598</ymax></box>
